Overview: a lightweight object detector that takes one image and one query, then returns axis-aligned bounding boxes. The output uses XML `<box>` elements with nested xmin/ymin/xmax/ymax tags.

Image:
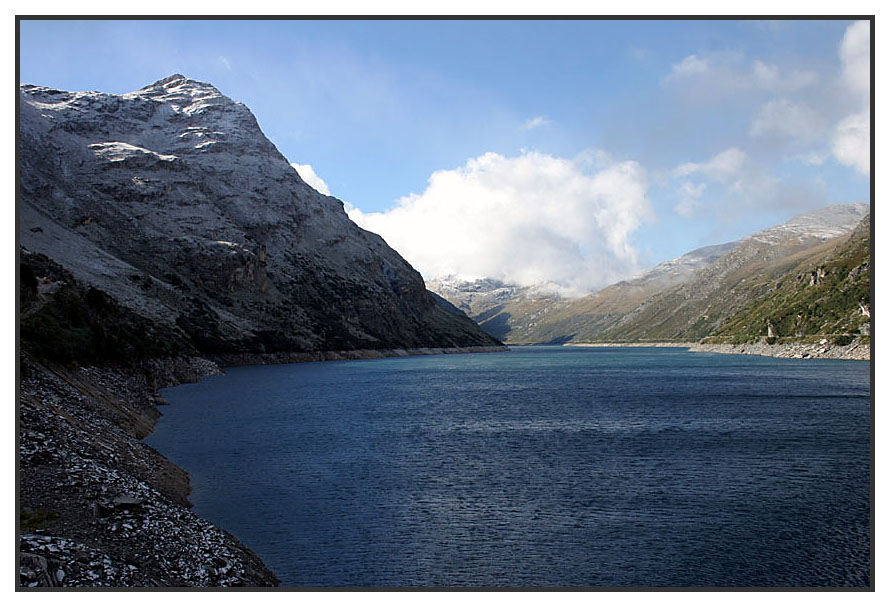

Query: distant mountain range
<box><xmin>428</xmin><ymin>203</ymin><xmax>870</xmax><ymax>346</ymax></box>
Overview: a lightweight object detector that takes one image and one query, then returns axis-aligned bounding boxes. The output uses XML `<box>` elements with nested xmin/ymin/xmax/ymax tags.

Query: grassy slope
<box><xmin>592</xmin><ymin>238</ymin><xmax>843</xmax><ymax>342</ymax></box>
<box><xmin>706</xmin><ymin>215</ymin><xmax>870</xmax><ymax>345</ymax></box>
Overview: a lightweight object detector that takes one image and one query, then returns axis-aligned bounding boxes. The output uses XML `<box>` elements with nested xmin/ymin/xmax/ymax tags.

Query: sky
<box><xmin>18</xmin><ymin>18</ymin><xmax>872</xmax><ymax>294</ymax></box>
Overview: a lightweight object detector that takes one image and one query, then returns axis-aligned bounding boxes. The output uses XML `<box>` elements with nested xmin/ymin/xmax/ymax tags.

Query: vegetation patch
<box><xmin>20</xmin><ymin>252</ymin><xmax>189</xmax><ymax>365</ymax></box>
<box><xmin>20</xmin><ymin>508</ymin><xmax>59</xmax><ymax>531</ymax></box>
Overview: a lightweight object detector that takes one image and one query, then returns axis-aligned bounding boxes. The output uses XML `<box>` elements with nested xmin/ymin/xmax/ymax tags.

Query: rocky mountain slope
<box><xmin>19</xmin><ymin>74</ymin><xmax>499</xmax><ymax>363</ymax></box>
<box><xmin>591</xmin><ymin>203</ymin><xmax>868</xmax><ymax>343</ymax></box>
<box><xmin>18</xmin><ymin>74</ymin><xmax>503</xmax><ymax>587</ymax></box>
<box><xmin>429</xmin><ymin>204</ymin><xmax>869</xmax><ymax>346</ymax></box>
<box><xmin>704</xmin><ymin>213</ymin><xmax>870</xmax><ymax>345</ymax></box>
<box><xmin>424</xmin><ymin>277</ymin><xmax>562</xmax><ymax>342</ymax></box>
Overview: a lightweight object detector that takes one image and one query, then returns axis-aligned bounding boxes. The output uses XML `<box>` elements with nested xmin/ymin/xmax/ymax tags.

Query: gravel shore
<box><xmin>568</xmin><ymin>340</ymin><xmax>870</xmax><ymax>361</ymax></box>
<box><xmin>688</xmin><ymin>340</ymin><xmax>870</xmax><ymax>361</ymax></box>
<box><xmin>18</xmin><ymin>357</ymin><xmax>279</xmax><ymax>587</ymax></box>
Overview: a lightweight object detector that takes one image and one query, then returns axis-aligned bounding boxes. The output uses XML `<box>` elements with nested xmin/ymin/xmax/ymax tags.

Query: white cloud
<box><xmin>675</xmin><ymin>148</ymin><xmax>748</xmax><ymax>182</ymax></box>
<box><xmin>664</xmin><ymin>52</ymin><xmax>818</xmax><ymax>98</ymax></box>
<box><xmin>666</xmin><ymin>22</ymin><xmax>869</xmax><ymax>179</ymax></box>
<box><xmin>347</xmin><ymin>151</ymin><xmax>653</xmax><ymax>295</ymax></box>
<box><xmin>750</xmin><ymin>98</ymin><xmax>824</xmax><ymax>142</ymax></box>
<box><xmin>839</xmin><ymin>20</ymin><xmax>870</xmax><ymax>100</ymax></box>
<box><xmin>751</xmin><ymin>60</ymin><xmax>818</xmax><ymax>91</ymax></box>
<box><xmin>795</xmin><ymin>150</ymin><xmax>829</xmax><ymax>166</ymax></box>
<box><xmin>674</xmin><ymin>181</ymin><xmax>706</xmax><ymax>218</ymax></box>
<box><xmin>522</xmin><ymin>116</ymin><xmax>550</xmax><ymax>130</ymax></box>
<box><xmin>832</xmin><ymin>111</ymin><xmax>870</xmax><ymax>175</ymax></box>
<box><xmin>670</xmin><ymin>148</ymin><xmax>820</xmax><ymax>215</ymax></box>
<box><xmin>574</xmin><ymin>148</ymin><xmax>614</xmax><ymax>170</ymax></box>
<box><xmin>831</xmin><ymin>21</ymin><xmax>870</xmax><ymax>175</ymax></box>
<box><xmin>291</xmin><ymin>163</ymin><xmax>331</xmax><ymax>195</ymax></box>
<box><xmin>668</xmin><ymin>54</ymin><xmax>709</xmax><ymax>79</ymax></box>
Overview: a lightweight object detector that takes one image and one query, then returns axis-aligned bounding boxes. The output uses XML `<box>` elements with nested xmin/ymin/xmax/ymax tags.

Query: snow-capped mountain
<box><xmin>19</xmin><ymin>75</ymin><xmax>499</xmax><ymax>356</ymax></box>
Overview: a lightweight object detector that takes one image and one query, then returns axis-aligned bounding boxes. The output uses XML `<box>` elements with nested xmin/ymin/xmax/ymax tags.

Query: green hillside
<box><xmin>706</xmin><ymin>215</ymin><xmax>870</xmax><ymax>345</ymax></box>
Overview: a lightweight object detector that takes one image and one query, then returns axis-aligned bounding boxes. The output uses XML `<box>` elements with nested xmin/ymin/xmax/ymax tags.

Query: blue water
<box><xmin>147</xmin><ymin>346</ymin><xmax>871</xmax><ymax>587</ymax></box>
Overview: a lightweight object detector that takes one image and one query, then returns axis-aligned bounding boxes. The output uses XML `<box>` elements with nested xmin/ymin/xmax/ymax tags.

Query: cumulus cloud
<box><xmin>522</xmin><ymin>116</ymin><xmax>550</xmax><ymax>130</ymax></box>
<box><xmin>750</xmin><ymin>98</ymin><xmax>825</xmax><ymax>142</ymax></box>
<box><xmin>291</xmin><ymin>163</ymin><xmax>331</xmax><ymax>195</ymax></box>
<box><xmin>831</xmin><ymin>21</ymin><xmax>870</xmax><ymax>175</ymax></box>
<box><xmin>347</xmin><ymin>151</ymin><xmax>653</xmax><ymax>295</ymax></box>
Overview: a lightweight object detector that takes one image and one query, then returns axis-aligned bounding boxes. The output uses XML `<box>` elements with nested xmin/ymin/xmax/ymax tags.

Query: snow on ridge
<box><xmin>748</xmin><ymin>202</ymin><xmax>868</xmax><ymax>244</ymax></box>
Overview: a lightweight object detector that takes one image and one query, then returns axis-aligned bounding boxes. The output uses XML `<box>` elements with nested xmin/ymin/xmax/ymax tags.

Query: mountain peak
<box><xmin>144</xmin><ymin>73</ymin><xmax>205</xmax><ymax>88</ymax></box>
<box><xmin>151</xmin><ymin>73</ymin><xmax>188</xmax><ymax>86</ymax></box>
<box><xmin>136</xmin><ymin>74</ymin><xmax>224</xmax><ymax>99</ymax></box>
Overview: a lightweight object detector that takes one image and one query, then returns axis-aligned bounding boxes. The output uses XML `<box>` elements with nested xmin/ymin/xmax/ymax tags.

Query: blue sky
<box><xmin>19</xmin><ymin>18</ymin><xmax>871</xmax><ymax>292</ymax></box>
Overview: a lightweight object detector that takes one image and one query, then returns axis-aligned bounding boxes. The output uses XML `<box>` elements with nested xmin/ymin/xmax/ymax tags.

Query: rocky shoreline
<box><xmin>18</xmin><ymin>345</ymin><xmax>510</xmax><ymax>587</ymax></box>
<box><xmin>567</xmin><ymin>342</ymin><xmax>702</xmax><ymax>349</ymax></box>
<box><xmin>210</xmin><ymin>344</ymin><xmax>510</xmax><ymax>367</ymax></box>
<box><xmin>688</xmin><ymin>340</ymin><xmax>870</xmax><ymax>361</ymax></box>
<box><xmin>18</xmin><ymin>355</ymin><xmax>280</xmax><ymax>587</ymax></box>
<box><xmin>568</xmin><ymin>340</ymin><xmax>870</xmax><ymax>361</ymax></box>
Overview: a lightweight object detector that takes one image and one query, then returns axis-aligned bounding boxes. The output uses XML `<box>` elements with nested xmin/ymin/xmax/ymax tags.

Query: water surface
<box><xmin>148</xmin><ymin>346</ymin><xmax>871</xmax><ymax>587</ymax></box>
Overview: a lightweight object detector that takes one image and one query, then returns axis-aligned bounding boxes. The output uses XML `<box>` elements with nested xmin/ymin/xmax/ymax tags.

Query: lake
<box><xmin>146</xmin><ymin>346</ymin><xmax>871</xmax><ymax>587</ymax></box>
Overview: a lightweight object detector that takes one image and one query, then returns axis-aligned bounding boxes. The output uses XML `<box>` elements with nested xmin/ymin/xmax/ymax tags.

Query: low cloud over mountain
<box><xmin>347</xmin><ymin>150</ymin><xmax>653</xmax><ymax>296</ymax></box>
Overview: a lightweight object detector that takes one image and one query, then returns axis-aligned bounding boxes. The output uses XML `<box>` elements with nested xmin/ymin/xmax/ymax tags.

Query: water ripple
<box><xmin>148</xmin><ymin>346</ymin><xmax>871</xmax><ymax>587</ymax></box>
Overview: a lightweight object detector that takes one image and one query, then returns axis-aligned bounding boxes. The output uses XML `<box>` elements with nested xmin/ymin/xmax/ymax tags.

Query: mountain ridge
<box><xmin>428</xmin><ymin>203</ymin><xmax>869</xmax><ymax>347</ymax></box>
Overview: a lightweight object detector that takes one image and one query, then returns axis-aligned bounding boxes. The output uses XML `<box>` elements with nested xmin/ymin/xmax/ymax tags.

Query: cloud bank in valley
<box><xmin>347</xmin><ymin>151</ymin><xmax>653</xmax><ymax>295</ymax></box>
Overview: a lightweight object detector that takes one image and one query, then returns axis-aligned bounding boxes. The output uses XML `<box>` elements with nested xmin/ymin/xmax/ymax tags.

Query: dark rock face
<box><xmin>19</xmin><ymin>74</ymin><xmax>499</xmax><ymax>358</ymax></box>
